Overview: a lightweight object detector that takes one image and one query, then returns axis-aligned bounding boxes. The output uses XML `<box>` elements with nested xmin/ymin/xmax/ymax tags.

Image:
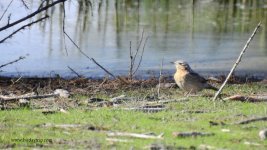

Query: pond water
<box><xmin>0</xmin><ymin>0</ymin><xmax>267</xmax><ymax>78</ymax></box>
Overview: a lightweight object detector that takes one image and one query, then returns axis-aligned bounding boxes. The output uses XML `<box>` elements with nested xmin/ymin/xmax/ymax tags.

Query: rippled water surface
<box><xmin>0</xmin><ymin>0</ymin><xmax>267</xmax><ymax>77</ymax></box>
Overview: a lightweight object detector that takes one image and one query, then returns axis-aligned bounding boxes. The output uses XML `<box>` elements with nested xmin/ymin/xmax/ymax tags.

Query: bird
<box><xmin>173</xmin><ymin>60</ymin><xmax>218</xmax><ymax>94</ymax></box>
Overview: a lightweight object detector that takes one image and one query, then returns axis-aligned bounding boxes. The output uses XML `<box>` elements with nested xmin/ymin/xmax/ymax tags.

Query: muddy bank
<box><xmin>0</xmin><ymin>74</ymin><xmax>265</xmax><ymax>96</ymax></box>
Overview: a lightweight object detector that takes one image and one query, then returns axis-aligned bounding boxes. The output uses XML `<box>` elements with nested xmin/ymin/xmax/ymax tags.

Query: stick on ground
<box><xmin>235</xmin><ymin>116</ymin><xmax>267</xmax><ymax>125</ymax></box>
<box><xmin>107</xmin><ymin>131</ymin><xmax>164</xmax><ymax>139</ymax></box>
<box><xmin>0</xmin><ymin>93</ymin><xmax>59</xmax><ymax>102</ymax></box>
<box><xmin>213</xmin><ymin>22</ymin><xmax>261</xmax><ymax>101</ymax></box>
<box><xmin>224</xmin><ymin>95</ymin><xmax>267</xmax><ymax>102</ymax></box>
<box><xmin>172</xmin><ymin>131</ymin><xmax>215</xmax><ymax>137</ymax></box>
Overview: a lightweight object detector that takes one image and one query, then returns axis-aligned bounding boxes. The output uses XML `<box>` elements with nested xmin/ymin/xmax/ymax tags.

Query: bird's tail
<box><xmin>206</xmin><ymin>84</ymin><xmax>218</xmax><ymax>91</ymax></box>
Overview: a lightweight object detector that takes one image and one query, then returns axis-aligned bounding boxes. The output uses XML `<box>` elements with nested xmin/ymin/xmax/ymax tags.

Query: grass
<box><xmin>0</xmin><ymin>82</ymin><xmax>267</xmax><ymax>149</ymax></box>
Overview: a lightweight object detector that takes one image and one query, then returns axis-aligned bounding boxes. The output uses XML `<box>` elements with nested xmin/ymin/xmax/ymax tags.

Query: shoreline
<box><xmin>0</xmin><ymin>69</ymin><xmax>266</xmax><ymax>80</ymax></box>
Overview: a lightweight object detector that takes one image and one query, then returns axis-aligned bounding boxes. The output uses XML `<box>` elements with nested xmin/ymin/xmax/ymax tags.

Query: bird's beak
<box><xmin>170</xmin><ymin>61</ymin><xmax>175</xmax><ymax>64</ymax></box>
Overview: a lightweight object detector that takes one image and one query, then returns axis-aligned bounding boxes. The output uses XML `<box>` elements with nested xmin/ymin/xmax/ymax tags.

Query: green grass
<box><xmin>0</xmin><ymin>82</ymin><xmax>267</xmax><ymax>149</ymax></box>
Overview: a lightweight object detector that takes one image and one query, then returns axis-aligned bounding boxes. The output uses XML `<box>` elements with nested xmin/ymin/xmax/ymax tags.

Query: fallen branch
<box><xmin>235</xmin><ymin>116</ymin><xmax>267</xmax><ymax>125</ymax></box>
<box><xmin>35</xmin><ymin>108</ymin><xmax>68</xmax><ymax>115</ymax></box>
<box><xmin>122</xmin><ymin>107</ymin><xmax>166</xmax><ymax>113</ymax></box>
<box><xmin>107</xmin><ymin>131</ymin><xmax>164</xmax><ymax>139</ymax></box>
<box><xmin>147</xmin><ymin>98</ymin><xmax>189</xmax><ymax>105</ymax></box>
<box><xmin>224</xmin><ymin>95</ymin><xmax>267</xmax><ymax>102</ymax></box>
<box><xmin>38</xmin><ymin>123</ymin><xmax>107</xmax><ymax>131</ymax></box>
<box><xmin>0</xmin><ymin>56</ymin><xmax>26</xmax><ymax>69</ymax></box>
<box><xmin>172</xmin><ymin>131</ymin><xmax>214</xmax><ymax>137</ymax></box>
<box><xmin>180</xmin><ymin>110</ymin><xmax>211</xmax><ymax>114</ymax></box>
<box><xmin>0</xmin><ymin>93</ymin><xmax>59</xmax><ymax>102</ymax></box>
<box><xmin>0</xmin><ymin>15</ymin><xmax>49</xmax><ymax>43</ymax></box>
<box><xmin>0</xmin><ymin>0</ymin><xmax>66</xmax><ymax>32</ymax></box>
<box><xmin>213</xmin><ymin>22</ymin><xmax>261</xmax><ymax>101</ymax></box>
<box><xmin>106</xmin><ymin>138</ymin><xmax>133</xmax><ymax>143</ymax></box>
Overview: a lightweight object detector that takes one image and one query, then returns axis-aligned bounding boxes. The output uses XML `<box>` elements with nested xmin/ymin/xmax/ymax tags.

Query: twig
<box><xmin>106</xmin><ymin>138</ymin><xmax>132</xmax><ymax>143</ymax></box>
<box><xmin>39</xmin><ymin>123</ymin><xmax>84</xmax><ymax>129</ymax></box>
<box><xmin>180</xmin><ymin>110</ymin><xmax>211</xmax><ymax>113</ymax></box>
<box><xmin>235</xmin><ymin>116</ymin><xmax>267</xmax><ymax>125</ymax></box>
<box><xmin>224</xmin><ymin>95</ymin><xmax>267</xmax><ymax>102</ymax></box>
<box><xmin>38</xmin><ymin>123</ymin><xmax>107</xmax><ymax>131</ymax></box>
<box><xmin>133</xmin><ymin>29</ymin><xmax>144</xmax><ymax>63</ymax></box>
<box><xmin>129</xmin><ymin>41</ymin><xmax>133</xmax><ymax>80</ymax></box>
<box><xmin>128</xmin><ymin>30</ymin><xmax>149</xmax><ymax>79</ymax></box>
<box><xmin>0</xmin><ymin>15</ymin><xmax>49</xmax><ymax>43</ymax></box>
<box><xmin>67</xmin><ymin>66</ymin><xmax>82</xmax><ymax>78</ymax></box>
<box><xmin>133</xmin><ymin>36</ymin><xmax>149</xmax><ymax>75</ymax></box>
<box><xmin>172</xmin><ymin>132</ymin><xmax>215</xmax><ymax>137</ymax></box>
<box><xmin>122</xmin><ymin>107</ymin><xmax>166</xmax><ymax>113</ymax></box>
<box><xmin>146</xmin><ymin>98</ymin><xmax>189</xmax><ymax>105</ymax></box>
<box><xmin>20</xmin><ymin>0</ymin><xmax>29</xmax><ymax>9</ymax></box>
<box><xmin>62</xmin><ymin>1</ymin><xmax>68</xmax><ymax>56</ymax></box>
<box><xmin>11</xmin><ymin>76</ymin><xmax>22</xmax><ymax>84</ymax></box>
<box><xmin>107</xmin><ymin>131</ymin><xmax>164</xmax><ymax>139</ymax></box>
<box><xmin>0</xmin><ymin>56</ymin><xmax>26</xmax><ymax>69</ymax></box>
<box><xmin>0</xmin><ymin>93</ymin><xmax>59</xmax><ymax>102</ymax></box>
<box><xmin>0</xmin><ymin>0</ymin><xmax>14</xmax><ymax>22</ymax></box>
<box><xmin>35</xmin><ymin>108</ymin><xmax>68</xmax><ymax>115</ymax></box>
<box><xmin>213</xmin><ymin>22</ymin><xmax>261</xmax><ymax>101</ymax></box>
<box><xmin>63</xmin><ymin>31</ymin><xmax>128</xmax><ymax>84</ymax></box>
<box><xmin>0</xmin><ymin>0</ymin><xmax>66</xmax><ymax>32</ymax></box>
<box><xmin>157</xmin><ymin>58</ymin><xmax>164</xmax><ymax>98</ymax></box>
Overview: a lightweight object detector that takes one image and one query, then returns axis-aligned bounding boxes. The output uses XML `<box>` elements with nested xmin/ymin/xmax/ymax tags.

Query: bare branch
<box><xmin>157</xmin><ymin>58</ymin><xmax>164</xmax><ymax>98</ymax></box>
<box><xmin>63</xmin><ymin>31</ymin><xmax>128</xmax><ymax>84</ymax></box>
<box><xmin>0</xmin><ymin>93</ymin><xmax>59</xmax><ymax>103</ymax></box>
<box><xmin>133</xmin><ymin>29</ymin><xmax>144</xmax><ymax>63</ymax></box>
<box><xmin>0</xmin><ymin>0</ymin><xmax>66</xmax><ymax>32</ymax></box>
<box><xmin>107</xmin><ymin>131</ymin><xmax>164</xmax><ymax>139</ymax></box>
<box><xmin>0</xmin><ymin>56</ymin><xmax>26</xmax><ymax>69</ymax></box>
<box><xmin>0</xmin><ymin>0</ymin><xmax>14</xmax><ymax>22</ymax></box>
<box><xmin>133</xmin><ymin>36</ymin><xmax>148</xmax><ymax>75</ymax></box>
<box><xmin>0</xmin><ymin>15</ymin><xmax>49</xmax><ymax>43</ymax></box>
<box><xmin>67</xmin><ymin>66</ymin><xmax>82</xmax><ymax>78</ymax></box>
<box><xmin>213</xmin><ymin>22</ymin><xmax>261</xmax><ymax>101</ymax></box>
<box><xmin>20</xmin><ymin>0</ymin><xmax>29</xmax><ymax>9</ymax></box>
<box><xmin>129</xmin><ymin>41</ymin><xmax>133</xmax><ymax>80</ymax></box>
<box><xmin>62</xmin><ymin>1</ymin><xmax>68</xmax><ymax>55</ymax></box>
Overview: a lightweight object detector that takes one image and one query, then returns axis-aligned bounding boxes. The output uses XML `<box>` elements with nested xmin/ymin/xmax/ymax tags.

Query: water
<box><xmin>0</xmin><ymin>0</ymin><xmax>267</xmax><ymax>78</ymax></box>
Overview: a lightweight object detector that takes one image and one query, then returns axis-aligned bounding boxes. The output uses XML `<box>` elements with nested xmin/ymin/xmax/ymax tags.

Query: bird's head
<box><xmin>172</xmin><ymin>60</ymin><xmax>192</xmax><ymax>71</ymax></box>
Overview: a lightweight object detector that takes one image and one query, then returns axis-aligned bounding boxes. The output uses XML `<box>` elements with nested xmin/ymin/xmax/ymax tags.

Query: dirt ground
<box><xmin>0</xmin><ymin>75</ymin><xmax>264</xmax><ymax>95</ymax></box>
